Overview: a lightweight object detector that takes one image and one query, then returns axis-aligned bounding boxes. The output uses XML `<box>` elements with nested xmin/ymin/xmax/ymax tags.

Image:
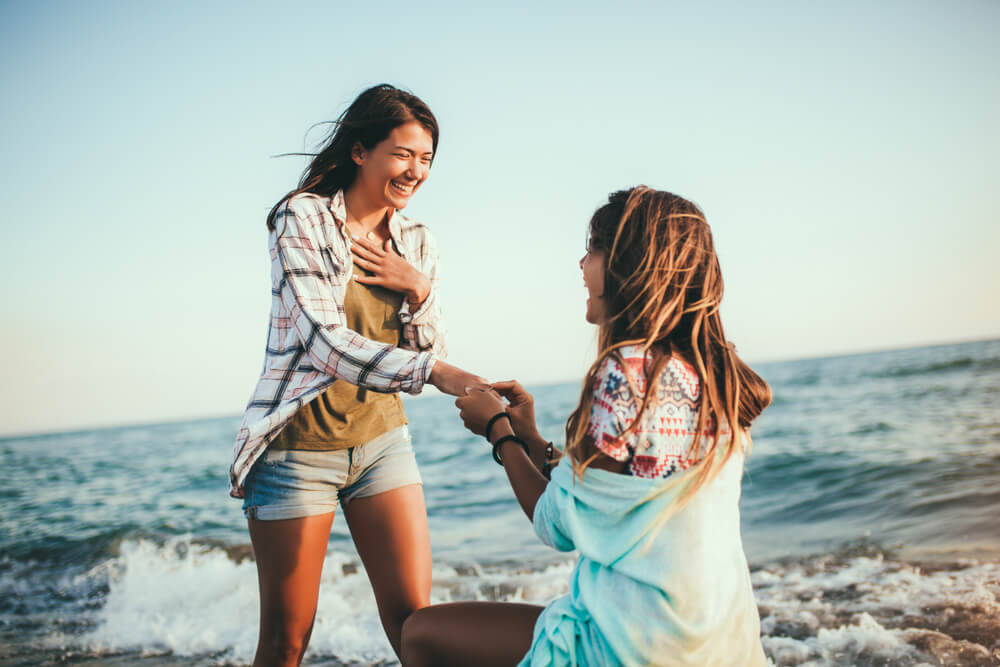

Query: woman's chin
<box><xmin>384</xmin><ymin>188</ymin><xmax>414</xmax><ymax>210</ymax></box>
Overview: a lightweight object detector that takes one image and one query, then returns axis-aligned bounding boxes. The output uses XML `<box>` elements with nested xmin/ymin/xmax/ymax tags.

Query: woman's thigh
<box><xmin>343</xmin><ymin>483</ymin><xmax>432</xmax><ymax>615</ymax></box>
<box><xmin>341</xmin><ymin>425</ymin><xmax>430</xmax><ymax>617</ymax></box>
<box><xmin>248</xmin><ymin>512</ymin><xmax>336</xmax><ymax>640</ymax></box>
<box><xmin>401</xmin><ymin>601</ymin><xmax>544</xmax><ymax>667</ymax></box>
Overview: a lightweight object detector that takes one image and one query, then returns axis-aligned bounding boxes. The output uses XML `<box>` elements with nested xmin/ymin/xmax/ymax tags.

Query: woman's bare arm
<box><xmin>455</xmin><ymin>388</ymin><xmax>549</xmax><ymax>520</ymax></box>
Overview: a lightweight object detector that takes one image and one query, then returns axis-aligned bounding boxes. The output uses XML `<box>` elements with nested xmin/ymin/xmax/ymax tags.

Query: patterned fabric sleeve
<box><xmin>273</xmin><ymin>201</ymin><xmax>433</xmax><ymax>394</ymax></box>
<box><xmin>397</xmin><ymin>223</ymin><xmax>447</xmax><ymax>357</ymax></box>
<box><xmin>586</xmin><ymin>355</ymin><xmax>638</xmax><ymax>462</ymax></box>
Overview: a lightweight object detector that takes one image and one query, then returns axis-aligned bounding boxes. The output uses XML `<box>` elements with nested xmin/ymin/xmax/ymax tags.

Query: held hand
<box><xmin>491</xmin><ymin>380</ymin><xmax>540</xmax><ymax>441</ymax></box>
<box><xmin>351</xmin><ymin>237</ymin><xmax>431</xmax><ymax>305</ymax></box>
<box><xmin>455</xmin><ymin>387</ymin><xmax>508</xmax><ymax>437</ymax></box>
<box><xmin>429</xmin><ymin>360</ymin><xmax>489</xmax><ymax>397</ymax></box>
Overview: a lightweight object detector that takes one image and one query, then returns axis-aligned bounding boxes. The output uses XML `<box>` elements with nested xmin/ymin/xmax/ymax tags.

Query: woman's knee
<box><xmin>257</xmin><ymin>616</ymin><xmax>315</xmax><ymax>665</ymax></box>
<box><xmin>377</xmin><ymin>598</ymin><xmax>427</xmax><ymax>648</ymax></box>
<box><xmin>400</xmin><ymin>610</ymin><xmax>433</xmax><ymax>666</ymax></box>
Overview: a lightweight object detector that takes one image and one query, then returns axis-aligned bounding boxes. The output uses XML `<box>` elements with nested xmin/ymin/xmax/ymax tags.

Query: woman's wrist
<box><xmin>488</xmin><ymin>420</ymin><xmax>515</xmax><ymax>444</ymax></box>
<box><xmin>406</xmin><ymin>274</ymin><xmax>431</xmax><ymax>306</ymax></box>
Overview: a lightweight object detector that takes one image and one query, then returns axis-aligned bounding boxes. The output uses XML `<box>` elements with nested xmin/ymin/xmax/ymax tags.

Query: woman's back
<box><xmin>527</xmin><ymin>346</ymin><xmax>764</xmax><ymax>665</ymax></box>
<box><xmin>530</xmin><ymin>454</ymin><xmax>763</xmax><ymax>666</ymax></box>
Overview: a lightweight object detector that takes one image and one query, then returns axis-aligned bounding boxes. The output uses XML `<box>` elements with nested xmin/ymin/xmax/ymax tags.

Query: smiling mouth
<box><xmin>391</xmin><ymin>180</ymin><xmax>415</xmax><ymax>195</ymax></box>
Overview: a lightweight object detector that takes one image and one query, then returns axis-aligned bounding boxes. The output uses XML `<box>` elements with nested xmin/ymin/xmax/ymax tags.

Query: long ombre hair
<box><xmin>564</xmin><ymin>187</ymin><xmax>771</xmax><ymax>508</ymax></box>
<box><xmin>266</xmin><ymin>84</ymin><xmax>439</xmax><ymax>231</ymax></box>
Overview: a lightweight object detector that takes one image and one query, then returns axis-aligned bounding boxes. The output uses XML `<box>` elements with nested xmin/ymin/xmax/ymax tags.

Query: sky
<box><xmin>1</xmin><ymin>1</ymin><xmax>998</xmax><ymax>436</ymax></box>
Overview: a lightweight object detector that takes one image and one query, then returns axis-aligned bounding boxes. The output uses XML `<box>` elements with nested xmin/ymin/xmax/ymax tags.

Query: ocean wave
<box><xmin>6</xmin><ymin>537</ymin><xmax>998</xmax><ymax>666</ymax></box>
<box><xmin>867</xmin><ymin>356</ymin><xmax>1000</xmax><ymax>380</ymax></box>
<box><xmin>31</xmin><ymin>537</ymin><xmax>574</xmax><ymax>665</ymax></box>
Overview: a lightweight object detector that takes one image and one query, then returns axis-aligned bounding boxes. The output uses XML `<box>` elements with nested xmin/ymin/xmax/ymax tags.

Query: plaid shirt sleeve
<box><xmin>398</xmin><ymin>223</ymin><xmax>447</xmax><ymax>357</ymax></box>
<box><xmin>273</xmin><ymin>200</ymin><xmax>435</xmax><ymax>393</ymax></box>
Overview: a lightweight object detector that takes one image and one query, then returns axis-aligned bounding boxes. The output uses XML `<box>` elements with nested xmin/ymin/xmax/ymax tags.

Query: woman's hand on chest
<box><xmin>350</xmin><ymin>236</ymin><xmax>430</xmax><ymax>306</ymax></box>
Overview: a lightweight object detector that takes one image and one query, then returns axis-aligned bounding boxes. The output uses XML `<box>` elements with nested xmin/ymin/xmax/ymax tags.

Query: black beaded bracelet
<box><xmin>484</xmin><ymin>412</ymin><xmax>511</xmax><ymax>442</ymax></box>
<box><xmin>543</xmin><ymin>441</ymin><xmax>555</xmax><ymax>480</ymax></box>
<box><xmin>492</xmin><ymin>435</ymin><xmax>529</xmax><ymax>465</ymax></box>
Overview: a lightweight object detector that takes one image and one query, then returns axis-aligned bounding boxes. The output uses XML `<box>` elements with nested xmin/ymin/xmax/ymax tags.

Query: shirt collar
<box><xmin>329</xmin><ymin>190</ymin><xmax>404</xmax><ymax>248</ymax></box>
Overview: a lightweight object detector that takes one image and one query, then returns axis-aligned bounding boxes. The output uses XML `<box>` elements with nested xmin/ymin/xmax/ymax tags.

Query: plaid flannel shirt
<box><xmin>229</xmin><ymin>190</ymin><xmax>446</xmax><ymax>496</ymax></box>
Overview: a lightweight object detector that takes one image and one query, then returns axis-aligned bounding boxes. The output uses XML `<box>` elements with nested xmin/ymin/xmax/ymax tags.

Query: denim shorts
<box><xmin>242</xmin><ymin>425</ymin><xmax>422</xmax><ymax>520</ymax></box>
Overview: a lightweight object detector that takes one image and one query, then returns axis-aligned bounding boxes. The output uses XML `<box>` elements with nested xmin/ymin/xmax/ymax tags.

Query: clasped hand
<box><xmin>350</xmin><ymin>236</ymin><xmax>430</xmax><ymax>305</ymax></box>
<box><xmin>455</xmin><ymin>387</ymin><xmax>508</xmax><ymax>438</ymax></box>
<box><xmin>456</xmin><ymin>380</ymin><xmax>540</xmax><ymax>443</ymax></box>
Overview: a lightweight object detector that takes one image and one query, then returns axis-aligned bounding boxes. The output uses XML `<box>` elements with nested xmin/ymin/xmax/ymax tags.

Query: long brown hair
<box><xmin>565</xmin><ymin>186</ymin><xmax>771</xmax><ymax>507</ymax></box>
<box><xmin>266</xmin><ymin>84</ymin><xmax>439</xmax><ymax>231</ymax></box>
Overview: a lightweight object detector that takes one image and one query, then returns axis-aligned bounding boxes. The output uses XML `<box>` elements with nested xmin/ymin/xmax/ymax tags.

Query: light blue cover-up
<box><xmin>520</xmin><ymin>452</ymin><xmax>767</xmax><ymax>666</ymax></box>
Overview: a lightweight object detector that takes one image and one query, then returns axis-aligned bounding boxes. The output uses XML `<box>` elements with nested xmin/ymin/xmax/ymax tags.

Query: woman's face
<box><xmin>580</xmin><ymin>244</ymin><xmax>608</xmax><ymax>324</ymax></box>
<box><xmin>352</xmin><ymin>121</ymin><xmax>434</xmax><ymax>211</ymax></box>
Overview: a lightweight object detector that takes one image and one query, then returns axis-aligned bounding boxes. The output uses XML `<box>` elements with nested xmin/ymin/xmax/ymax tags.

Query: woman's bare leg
<box><xmin>248</xmin><ymin>512</ymin><xmax>335</xmax><ymax>667</ymax></box>
<box><xmin>401</xmin><ymin>601</ymin><xmax>543</xmax><ymax>667</ymax></box>
<box><xmin>343</xmin><ymin>484</ymin><xmax>432</xmax><ymax>658</ymax></box>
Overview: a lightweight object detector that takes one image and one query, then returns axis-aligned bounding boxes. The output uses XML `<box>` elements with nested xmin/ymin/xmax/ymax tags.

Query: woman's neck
<box><xmin>343</xmin><ymin>186</ymin><xmax>391</xmax><ymax>234</ymax></box>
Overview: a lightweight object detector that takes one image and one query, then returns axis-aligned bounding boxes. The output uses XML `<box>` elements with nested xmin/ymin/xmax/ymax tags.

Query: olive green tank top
<box><xmin>269</xmin><ymin>255</ymin><xmax>407</xmax><ymax>451</ymax></box>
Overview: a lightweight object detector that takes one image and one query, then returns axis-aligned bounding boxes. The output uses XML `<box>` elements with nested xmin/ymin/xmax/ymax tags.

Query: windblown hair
<box><xmin>266</xmin><ymin>84</ymin><xmax>439</xmax><ymax>231</ymax></box>
<box><xmin>564</xmin><ymin>186</ymin><xmax>771</xmax><ymax>508</ymax></box>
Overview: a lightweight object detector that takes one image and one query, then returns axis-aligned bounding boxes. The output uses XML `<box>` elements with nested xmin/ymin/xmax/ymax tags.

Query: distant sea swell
<box><xmin>2</xmin><ymin>339</ymin><xmax>999</xmax><ymax>665</ymax></box>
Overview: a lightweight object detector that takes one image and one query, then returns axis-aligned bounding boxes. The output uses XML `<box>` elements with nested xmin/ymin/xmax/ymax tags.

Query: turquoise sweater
<box><xmin>521</xmin><ymin>453</ymin><xmax>766</xmax><ymax>666</ymax></box>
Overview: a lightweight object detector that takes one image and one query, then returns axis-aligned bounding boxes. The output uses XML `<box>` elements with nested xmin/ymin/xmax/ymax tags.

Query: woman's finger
<box><xmin>352</xmin><ymin>257</ymin><xmax>373</xmax><ymax>269</ymax></box>
<box><xmin>352</xmin><ymin>257</ymin><xmax>378</xmax><ymax>272</ymax></box>
<box><xmin>351</xmin><ymin>236</ymin><xmax>385</xmax><ymax>255</ymax></box>
<box><xmin>491</xmin><ymin>380</ymin><xmax>517</xmax><ymax>395</ymax></box>
<box><xmin>492</xmin><ymin>381</ymin><xmax>526</xmax><ymax>401</ymax></box>
<box><xmin>350</xmin><ymin>244</ymin><xmax>381</xmax><ymax>261</ymax></box>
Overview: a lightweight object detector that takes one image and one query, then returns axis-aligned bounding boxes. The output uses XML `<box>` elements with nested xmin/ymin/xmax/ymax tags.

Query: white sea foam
<box><xmin>33</xmin><ymin>538</ymin><xmax>1000</xmax><ymax>666</ymax></box>
<box><xmin>753</xmin><ymin>555</ymin><xmax>1000</xmax><ymax>666</ymax></box>
<box><xmin>57</xmin><ymin>537</ymin><xmax>574</xmax><ymax>665</ymax></box>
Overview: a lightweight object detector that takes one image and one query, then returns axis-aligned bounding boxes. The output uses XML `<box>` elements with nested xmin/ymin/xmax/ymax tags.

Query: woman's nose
<box><xmin>579</xmin><ymin>255</ymin><xmax>586</xmax><ymax>269</ymax></box>
<box><xmin>408</xmin><ymin>158</ymin><xmax>426</xmax><ymax>180</ymax></box>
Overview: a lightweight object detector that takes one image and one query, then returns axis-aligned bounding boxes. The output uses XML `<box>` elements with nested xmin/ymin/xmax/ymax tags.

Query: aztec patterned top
<box><xmin>587</xmin><ymin>345</ymin><xmax>717</xmax><ymax>479</ymax></box>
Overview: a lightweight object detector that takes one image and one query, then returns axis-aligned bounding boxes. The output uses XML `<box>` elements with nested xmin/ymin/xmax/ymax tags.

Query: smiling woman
<box><xmin>230</xmin><ymin>84</ymin><xmax>487</xmax><ymax>667</ymax></box>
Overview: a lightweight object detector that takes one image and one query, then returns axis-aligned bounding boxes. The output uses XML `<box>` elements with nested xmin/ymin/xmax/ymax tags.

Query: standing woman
<box><xmin>230</xmin><ymin>84</ymin><xmax>483</xmax><ymax>667</ymax></box>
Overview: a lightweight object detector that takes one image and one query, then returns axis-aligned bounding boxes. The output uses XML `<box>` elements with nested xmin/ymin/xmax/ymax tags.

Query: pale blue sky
<box><xmin>1</xmin><ymin>1</ymin><xmax>998</xmax><ymax>435</ymax></box>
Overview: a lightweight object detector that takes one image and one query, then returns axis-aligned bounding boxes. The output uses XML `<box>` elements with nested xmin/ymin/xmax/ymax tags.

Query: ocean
<box><xmin>2</xmin><ymin>339</ymin><xmax>999</xmax><ymax>666</ymax></box>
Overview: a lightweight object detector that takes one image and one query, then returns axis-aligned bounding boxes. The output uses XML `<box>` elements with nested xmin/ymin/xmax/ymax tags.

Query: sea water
<box><xmin>2</xmin><ymin>339</ymin><xmax>999</xmax><ymax>666</ymax></box>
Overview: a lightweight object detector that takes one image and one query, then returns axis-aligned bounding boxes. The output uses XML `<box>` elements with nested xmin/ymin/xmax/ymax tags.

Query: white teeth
<box><xmin>391</xmin><ymin>181</ymin><xmax>413</xmax><ymax>193</ymax></box>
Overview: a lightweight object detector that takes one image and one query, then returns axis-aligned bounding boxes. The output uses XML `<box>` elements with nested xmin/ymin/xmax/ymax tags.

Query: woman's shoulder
<box><xmin>596</xmin><ymin>345</ymin><xmax>649</xmax><ymax>393</ymax></box>
<box><xmin>284</xmin><ymin>192</ymin><xmax>334</xmax><ymax>217</ymax></box>
<box><xmin>270</xmin><ymin>193</ymin><xmax>339</xmax><ymax>238</ymax></box>
<box><xmin>598</xmin><ymin>345</ymin><xmax>646</xmax><ymax>374</ymax></box>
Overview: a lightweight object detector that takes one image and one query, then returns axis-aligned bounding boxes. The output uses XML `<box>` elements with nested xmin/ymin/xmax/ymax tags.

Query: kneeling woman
<box><xmin>402</xmin><ymin>186</ymin><xmax>772</xmax><ymax>666</ymax></box>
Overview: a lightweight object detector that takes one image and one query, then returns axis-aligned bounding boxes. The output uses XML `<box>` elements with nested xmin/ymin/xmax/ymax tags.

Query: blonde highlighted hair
<box><xmin>564</xmin><ymin>187</ymin><xmax>771</xmax><ymax>509</ymax></box>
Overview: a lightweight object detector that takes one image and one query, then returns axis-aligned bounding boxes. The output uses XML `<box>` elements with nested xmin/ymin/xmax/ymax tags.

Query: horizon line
<box><xmin>2</xmin><ymin>334</ymin><xmax>997</xmax><ymax>440</ymax></box>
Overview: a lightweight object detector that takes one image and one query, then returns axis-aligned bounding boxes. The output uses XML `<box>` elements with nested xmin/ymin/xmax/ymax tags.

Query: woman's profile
<box><xmin>402</xmin><ymin>186</ymin><xmax>772</xmax><ymax>666</ymax></box>
<box><xmin>230</xmin><ymin>84</ymin><xmax>484</xmax><ymax>666</ymax></box>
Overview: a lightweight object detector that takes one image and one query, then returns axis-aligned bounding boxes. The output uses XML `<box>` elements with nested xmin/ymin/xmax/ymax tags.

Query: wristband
<box><xmin>543</xmin><ymin>441</ymin><xmax>555</xmax><ymax>480</ymax></box>
<box><xmin>484</xmin><ymin>412</ymin><xmax>511</xmax><ymax>442</ymax></box>
<box><xmin>492</xmin><ymin>435</ymin><xmax>529</xmax><ymax>465</ymax></box>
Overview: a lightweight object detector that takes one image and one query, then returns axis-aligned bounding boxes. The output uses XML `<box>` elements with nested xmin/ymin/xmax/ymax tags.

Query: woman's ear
<box><xmin>351</xmin><ymin>142</ymin><xmax>366</xmax><ymax>166</ymax></box>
